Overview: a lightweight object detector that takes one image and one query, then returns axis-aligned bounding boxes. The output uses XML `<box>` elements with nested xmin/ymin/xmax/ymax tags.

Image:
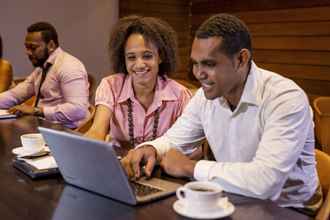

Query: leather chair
<box><xmin>315</xmin><ymin>149</ymin><xmax>330</xmax><ymax>220</ymax></box>
<box><xmin>313</xmin><ymin>97</ymin><xmax>330</xmax><ymax>155</ymax></box>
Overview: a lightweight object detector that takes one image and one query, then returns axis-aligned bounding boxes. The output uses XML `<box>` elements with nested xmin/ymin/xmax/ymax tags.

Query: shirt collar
<box><xmin>117</xmin><ymin>75</ymin><xmax>134</xmax><ymax>103</ymax></box>
<box><xmin>238</xmin><ymin>61</ymin><xmax>259</xmax><ymax>106</ymax></box>
<box><xmin>153</xmin><ymin>75</ymin><xmax>178</xmax><ymax>102</ymax></box>
<box><xmin>43</xmin><ymin>47</ymin><xmax>62</xmax><ymax>68</ymax></box>
<box><xmin>118</xmin><ymin>75</ymin><xmax>178</xmax><ymax>110</ymax></box>
<box><xmin>218</xmin><ymin>61</ymin><xmax>259</xmax><ymax>109</ymax></box>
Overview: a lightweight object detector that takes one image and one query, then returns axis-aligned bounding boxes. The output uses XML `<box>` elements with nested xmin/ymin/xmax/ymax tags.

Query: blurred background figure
<box><xmin>0</xmin><ymin>22</ymin><xmax>90</xmax><ymax>129</ymax></box>
<box><xmin>0</xmin><ymin>35</ymin><xmax>13</xmax><ymax>93</ymax></box>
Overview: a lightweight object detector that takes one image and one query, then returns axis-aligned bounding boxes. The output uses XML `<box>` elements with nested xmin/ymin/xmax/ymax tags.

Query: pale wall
<box><xmin>0</xmin><ymin>0</ymin><xmax>118</xmax><ymax>93</ymax></box>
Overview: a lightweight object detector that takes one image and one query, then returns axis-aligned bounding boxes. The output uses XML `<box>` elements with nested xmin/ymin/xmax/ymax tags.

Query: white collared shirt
<box><xmin>142</xmin><ymin>62</ymin><xmax>318</xmax><ymax>208</ymax></box>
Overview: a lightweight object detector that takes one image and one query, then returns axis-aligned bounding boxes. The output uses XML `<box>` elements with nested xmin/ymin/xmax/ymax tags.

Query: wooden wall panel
<box><xmin>258</xmin><ymin>63</ymin><xmax>330</xmax><ymax>81</ymax></box>
<box><xmin>119</xmin><ymin>0</ymin><xmax>191</xmax><ymax>80</ymax></box>
<box><xmin>191</xmin><ymin>0</ymin><xmax>330</xmax><ymax>14</ymax></box>
<box><xmin>191</xmin><ymin>1</ymin><xmax>330</xmax><ymax>101</ymax></box>
<box><xmin>192</xmin><ymin>6</ymin><xmax>330</xmax><ymax>26</ymax></box>
<box><xmin>253</xmin><ymin>36</ymin><xmax>330</xmax><ymax>51</ymax></box>
<box><xmin>253</xmin><ymin>50</ymin><xmax>330</xmax><ymax>66</ymax></box>
<box><xmin>248</xmin><ymin>21</ymin><xmax>330</xmax><ymax>36</ymax></box>
<box><xmin>118</xmin><ymin>1</ymin><xmax>330</xmax><ymax>97</ymax></box>
<box><xmin>193</xmin><ymin>20</ymin><xmax>330</xmax><ymax>36</ymax></box>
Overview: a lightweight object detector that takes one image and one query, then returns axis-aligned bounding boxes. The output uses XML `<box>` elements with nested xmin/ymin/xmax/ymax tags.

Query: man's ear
<box><xmin>238</xmin><ymin>48</ymin><xmax>251</xmax><ymax>68</ymax></box>
<box><xmin>47</xmin><ymin>40</ymin><xmax>56</xmax><ymax>53</ymax></box>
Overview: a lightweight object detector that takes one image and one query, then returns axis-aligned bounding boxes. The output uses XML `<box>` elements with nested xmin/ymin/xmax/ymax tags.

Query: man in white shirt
<box><xmin>121</xmin><ymin>14</ymin><xmax>320</xmax><ymax>212</ymax></box>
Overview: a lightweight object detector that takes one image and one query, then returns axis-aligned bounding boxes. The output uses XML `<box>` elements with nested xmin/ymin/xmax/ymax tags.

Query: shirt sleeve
<box><xmin>94</xmin><ymin>77</ymin><xmax>115</xmax><ymax>111</ymax></box>
<box><xmin>138</xmin><ymin>89</ymin><xmax>206</xmax><ymax>156</ymax></box>
<box><xmin>194</xmin><ymin>88</ymin><xmax>313</xmax><ymax>200</ymax></box>
<box><xmin>43</xmin><ymin>69</ymin><xmax>89</xmax><ymax>127</ymax></box>
<box><xmin>0</xmin><ymin>72</ymin><xmax>36</xmax><ymax>108</ymax></box>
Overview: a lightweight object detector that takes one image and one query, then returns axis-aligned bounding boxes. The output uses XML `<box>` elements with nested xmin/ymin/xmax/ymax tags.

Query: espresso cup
<box><xmin>20</xmin><ymin>133</ymin><xmax>45</xmax><ymax>154</ymax></box>
<box><xmin>176</xmin><ymin>181</ymin><xmax>226</xmax><ymax>214</ymax></box>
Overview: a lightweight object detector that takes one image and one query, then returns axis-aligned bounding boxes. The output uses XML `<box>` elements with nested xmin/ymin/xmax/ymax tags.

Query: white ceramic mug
<box><xmin>20</xmin><ymin>133</ymin><xmax>45</xmax><ymax>154</ymax></box>
<box><xmin>176</xmin><ymin>181</ymin><xmax>227</xmax><ymax>214</ymax></box>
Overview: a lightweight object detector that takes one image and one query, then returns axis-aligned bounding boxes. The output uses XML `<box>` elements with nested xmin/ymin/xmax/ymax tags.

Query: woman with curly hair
<box><xmin>85</xmin><ymin>16</ymin><xmax>192</xmax><ymax>148</ymax></box>
<box><xmin>0</xmin><ymin>35</ymin><xmax>13</xmax><ymax>92</ymax></box>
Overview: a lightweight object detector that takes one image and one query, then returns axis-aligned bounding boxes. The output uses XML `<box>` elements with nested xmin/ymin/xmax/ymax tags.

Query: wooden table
<box><xmin>0</xmin><ymin>116</ymin><xmax>312</xmax><ymax>220</ymax></box>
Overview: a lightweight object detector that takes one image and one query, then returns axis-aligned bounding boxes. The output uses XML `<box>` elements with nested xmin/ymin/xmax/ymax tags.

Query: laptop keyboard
<box><xmin>131</xmin><ymin>182</ymin><xmax>162</xmax><ymax>197</ymax></box>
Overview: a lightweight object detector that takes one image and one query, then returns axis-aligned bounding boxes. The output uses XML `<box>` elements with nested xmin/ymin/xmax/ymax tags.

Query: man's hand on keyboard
<box><xmin>121</xmin><ymin>145</ymin><xmax>157</xmax><ymax>179</ymax></box>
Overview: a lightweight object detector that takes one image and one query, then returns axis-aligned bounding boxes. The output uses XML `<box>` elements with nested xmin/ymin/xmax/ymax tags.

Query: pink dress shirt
<box><xmin>0</xmin><ymin>48</ymin><xmax>90</xmax><ymax>128</ymax></box>
<box><xmin>95</xmin><ymin>73</ymin><xmax>192</xmax><ymax>147</ymax></box>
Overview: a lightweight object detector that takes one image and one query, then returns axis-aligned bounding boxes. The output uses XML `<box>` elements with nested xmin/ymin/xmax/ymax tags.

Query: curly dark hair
<box><xmin>109</xmin><ymin>15</ymin><xmax>178</xmax><ymax>76</ymax></box>
<box><xmin>195</xmin><ymin>13</ymin><xmax>252</xmax><ymax>60</ymax></box>
<box><xmin>27</xmin><ymin>22</ymin><xmax>59</xmax><ymax>47</ymax></box>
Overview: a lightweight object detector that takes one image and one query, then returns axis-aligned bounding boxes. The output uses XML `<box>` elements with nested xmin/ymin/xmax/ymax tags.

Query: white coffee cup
<box><xmin>20</xmin><ymin>133</ymin><xmax>45</xmax><ymax>154</ymax></box>
<box><xmin>176</xmin><ymin>181</ymin><xmax>227</xmax><ymax>214</ymax></box>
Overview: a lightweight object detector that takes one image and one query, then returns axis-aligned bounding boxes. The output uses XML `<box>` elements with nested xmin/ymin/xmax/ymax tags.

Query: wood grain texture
<box><xmin>253</xmin><ymin>36</ymin><xmax>330</xmax><ymax>51</ymax></box>
<box><xmin>258</xmin><ymin>63</ymin><xmax>330</xmax><ymax>81</ymax></box>
<box><xmin>253</xmin><ymin>50</ymin><xmax>330</xmax><ymax>66</ymax></box>
<box><xmin>0</xmin><ymin>116</ymin><xmax>312</xmax><ymax>220</ymax></box>
<box><xmin>118</xmin><ymin>1</ymin><xmax>330</xmax><ymax>99</ymax></box>
<box><xmin>191</xmin><ymin>2</ymin><xmax>330</xmax><ymax>99</ymax></box>
<box><xmin>191</xmin><ymin>0</ymin><xmax>330</xmax><ymax>14</ymax></box>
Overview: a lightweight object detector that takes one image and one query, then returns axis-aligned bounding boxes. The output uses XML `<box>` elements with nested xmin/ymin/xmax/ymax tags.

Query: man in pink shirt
<box><xmin>0</xmin><ymin>22</ymin><xmax>90</xmax><ymax>128</ymax></box>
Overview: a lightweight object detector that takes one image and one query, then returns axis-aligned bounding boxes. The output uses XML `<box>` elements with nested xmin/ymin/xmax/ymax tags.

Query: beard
<box><xmin>29</xmin><ymin>47</ymin><xmax>50</xmax><ymax>67</ymax></box>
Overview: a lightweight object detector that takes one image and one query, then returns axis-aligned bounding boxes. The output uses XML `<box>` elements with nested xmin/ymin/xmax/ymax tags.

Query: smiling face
<box><xmin>24</xmin><ymin>31</ymin><xmax>50</xmax><ymax>67</ymax></box>
<box><xmin>191</xmin><ymin>36</ymin><xmax>247</xmax><ymax>103</ymax></box>
<box><xmin>124</xmin><ymin>33</ymin><xmax>161</xmax><ymax>90</ymax></box>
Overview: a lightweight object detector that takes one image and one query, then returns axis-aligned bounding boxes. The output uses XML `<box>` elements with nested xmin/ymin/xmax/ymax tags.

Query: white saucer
<box><xmin>173</xmin><ymin>199</ymin><xmax>235</xmax><ymax>219</ymax></box>
<box><xmin>12</xmin><ymin>145</ymin><xmax>49</xmax><ymax>157</ymax></box>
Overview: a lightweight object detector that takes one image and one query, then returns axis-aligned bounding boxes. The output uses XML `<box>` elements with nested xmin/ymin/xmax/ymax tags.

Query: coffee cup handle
<box><xmin>176</xmin><ymin>186</ymin><xmax>187</xmax><ymax>200</ymax></box>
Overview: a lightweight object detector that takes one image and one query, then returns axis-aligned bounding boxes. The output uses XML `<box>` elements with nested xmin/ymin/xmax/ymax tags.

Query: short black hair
<box><xmin>195</xmin><ymin>13</ymin><xmax>252</xmax><ymax>59</ymax></box>
<box><xmin>109</xmin><ymin>15</ymin><xmax>178</xmax><ymax>76</ymax></box>
<box><xmin>0</xmin><ymin>35</ymin><xmax>2</xmax><ymax>58</ymax></box>
<box><xmin>27</xmin><ymin>22</ymin><xmax>59</xmax><ymax>47</ymax></box>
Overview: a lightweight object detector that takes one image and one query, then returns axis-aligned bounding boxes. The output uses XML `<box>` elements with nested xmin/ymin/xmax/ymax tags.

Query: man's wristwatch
<box><xmin>34</xmin><ymin>107</ymin><xmax>44</xmax><ymax>117</ymax></box>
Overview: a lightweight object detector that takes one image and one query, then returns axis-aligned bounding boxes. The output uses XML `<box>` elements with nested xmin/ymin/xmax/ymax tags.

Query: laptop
<box><xmin>38</xmin><ymin>127</ymin><xmax>181</xmax><ymax>205</ymax></box>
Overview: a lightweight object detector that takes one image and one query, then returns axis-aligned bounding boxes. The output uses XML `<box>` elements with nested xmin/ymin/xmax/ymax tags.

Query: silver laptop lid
<box><xmin>38</xmin><ymin>127</ymin><xmax>137</xmax><ymax>205</ymax></box>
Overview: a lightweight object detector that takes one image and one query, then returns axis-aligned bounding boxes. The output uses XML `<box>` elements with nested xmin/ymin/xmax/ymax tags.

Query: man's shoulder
<box><xmin>54</xmin><ymin>49</ymin><xmax>87</xmax><ymax>74</ymax></box>
<box><xmin>256</xmin><ymin>66</ymin><xmax>304</xmax><ymax>98</ymax></box>
<box><xmin>59</xmin><ymin>50</ymin><xmax>84</xmax><ymax>66</ymax></box>
<box><xmin>254</xmin><ymin>66</ymin><xmax>309</xmax><ymax>112</ymax></box>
